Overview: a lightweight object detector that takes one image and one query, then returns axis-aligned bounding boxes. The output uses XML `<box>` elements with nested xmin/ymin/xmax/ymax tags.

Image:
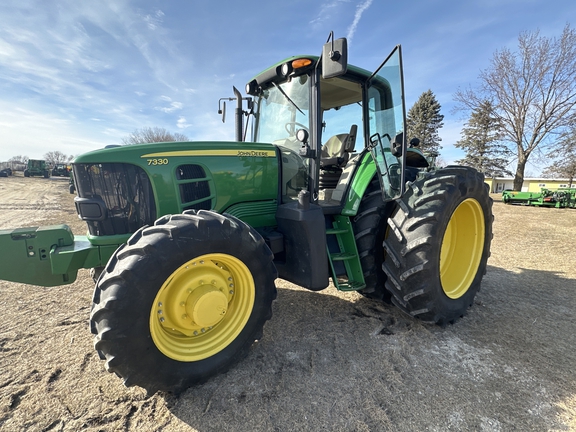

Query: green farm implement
<box><xmin>0</xmin><ymin>34</ymin><xmax>493</xmax><ymax>394</ymax></box>
<box><xmin>502</xmin><ymin>188</ymin><xmax>576</xmax><ymax>208</ymax></box>
<box><xmin>24</xmin><ymin>159</ymin><xmax>49</xmax><ymax>178</ymax></box>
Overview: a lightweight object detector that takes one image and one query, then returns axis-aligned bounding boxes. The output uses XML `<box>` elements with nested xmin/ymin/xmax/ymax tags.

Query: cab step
<box><xmin>326</xmin><ymin>215</ymin><xmax>365</xmax><ymax>291</ymax></box>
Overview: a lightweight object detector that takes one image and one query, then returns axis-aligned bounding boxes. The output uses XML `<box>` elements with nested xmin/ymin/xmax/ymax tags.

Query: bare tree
<box><xmin>44</xmin><ymin>151</ymin><xmax>72</xmax><ymax>166</ymax></box>
<box><xmin>122</xmin><ymin>127</ymin><xmax>189</xmax><ymax>145</ymax></box>
<box><xmin>8</xmin><ymin>155</ymin><xmax>29</xmax><ymax>164</ymax></box>
<box><xmin>542</xmin><ymin>128</ymin><xmax>576</xmax><ymax>187</ymax></box>
<box><xmin>455</xmin><ymin>25</ymin><xmax>576</xmax><ymax>190</ymax></box>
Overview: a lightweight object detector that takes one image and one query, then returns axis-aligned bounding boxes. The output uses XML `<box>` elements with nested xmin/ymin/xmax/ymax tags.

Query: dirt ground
<box><xmin>0</xmin><ymin>173</ymin><xmax>575</xmax><ymax>432</ymax></box>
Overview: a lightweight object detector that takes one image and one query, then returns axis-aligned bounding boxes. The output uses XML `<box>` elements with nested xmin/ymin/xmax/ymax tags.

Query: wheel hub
<box><xmin>186</xmin><ymin>285</ymin><xmax>228</xmax><ymax>327</ymax></box>
<box><xmin>150</xmin><ymin>253</ymin><xmax>255</xmax><ymax>361</ymax></box>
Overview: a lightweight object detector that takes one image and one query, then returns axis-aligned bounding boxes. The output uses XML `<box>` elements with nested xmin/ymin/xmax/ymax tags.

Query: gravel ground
<box><xmin>0</xmin><ymin>173</ymin><xmax>575</xmax><ymax>431</ymax></box>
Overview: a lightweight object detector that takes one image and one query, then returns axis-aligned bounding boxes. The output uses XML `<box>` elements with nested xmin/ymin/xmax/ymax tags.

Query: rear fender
<box><xmin>341</xmin><ymin>152</ymin><xmax>377</xmax><ymax>216</ymax></box>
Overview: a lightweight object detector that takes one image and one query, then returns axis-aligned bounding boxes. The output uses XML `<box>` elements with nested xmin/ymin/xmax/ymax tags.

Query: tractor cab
<box><xmin>245</xmin><ymin>39</ymin><xmax>412</xmax><ymax>211</ymax></box>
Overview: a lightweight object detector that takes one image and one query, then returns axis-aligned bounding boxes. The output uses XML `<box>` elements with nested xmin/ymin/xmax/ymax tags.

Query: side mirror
<box><xmin>391</xmin><ymin>132</ymin><xmax>403</xmax><ymax>157</ymax></box>
<box><xmin>218</xmin><ymin>101</ymin><xmax>227</xmax><ymax>123</ymax></box>
<box><xmin>322</xmin><ymin>37</ymin><xmax>348</xmax><ymax>79</ymax></box>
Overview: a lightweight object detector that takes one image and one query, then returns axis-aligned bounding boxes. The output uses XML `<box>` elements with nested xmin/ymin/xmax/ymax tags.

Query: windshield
<box><xmin>252</xmin><ymin>76</ymin><xmax>310</xmax><ymax>150</ymax></box>
<box><xmin>251</xmin><ymin>75</ymin><xmax>311</xmax><ymax>202</ymax></box>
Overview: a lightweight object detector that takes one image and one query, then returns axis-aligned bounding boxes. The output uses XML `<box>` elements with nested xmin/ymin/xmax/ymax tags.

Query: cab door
<box><xmin>363</xmin><ymin>45</ymin><xmax>407</xmax><ymax>201</ymax></box>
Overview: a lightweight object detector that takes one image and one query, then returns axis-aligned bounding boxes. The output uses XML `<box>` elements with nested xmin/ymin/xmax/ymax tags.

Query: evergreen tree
<box><xmin>454</xmin><ymin>100</ymin><xmax>512</xmax><ymax>176</ymax></box>
<box><xmin>406</xmin><ymin>89</ymin><xmax>444</xmax><ymax>155</ymax></box>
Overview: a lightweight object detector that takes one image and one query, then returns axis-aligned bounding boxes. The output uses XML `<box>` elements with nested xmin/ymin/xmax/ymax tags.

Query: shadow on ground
<box><xmin>166</xmin><ymin>264</ymin><xmax>576</xmax><ymax>432</ymax></box>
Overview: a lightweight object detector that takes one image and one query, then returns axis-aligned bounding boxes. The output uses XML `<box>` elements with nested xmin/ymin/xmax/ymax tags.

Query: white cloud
<box><xmin>143</xmin><ymin>9</ymin><xmax>165</xmax><ymax>31</ymax></box>
<box><xmin>177</xmin><ymin>116</ymin><xmax>191</xmax><ymax>129</ymax></box>
<box><xmin>0</xmin><ymin>103</ymin><xmax>107</xmax><ymax>160</ymax></box>
<box><xmin>309</xmin><ymin>0</ymin><xmax>350</xmax><ymax>27</ymax></box>
<box><xmin>156</xmin><ymin>101</ymin><xmax>183</xmax><ymax>113</ymax></box>
<box><xmin>346</xmin><ymin>0</ymin><xmax>373</xmax><ymax>43</ymax></box>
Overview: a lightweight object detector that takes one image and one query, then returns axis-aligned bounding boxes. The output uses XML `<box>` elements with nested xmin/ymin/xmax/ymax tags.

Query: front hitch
<box><xmin>0</xmin><ymin>225</ymin><xmax>103</xmax><ymax>287</ymax></box>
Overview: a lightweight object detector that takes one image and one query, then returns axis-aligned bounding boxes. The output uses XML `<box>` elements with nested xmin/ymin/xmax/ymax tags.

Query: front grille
<box><xmin>73</xmin><ymin>163</ymin><xmax>156</xmax><ymax>236</ymax></box>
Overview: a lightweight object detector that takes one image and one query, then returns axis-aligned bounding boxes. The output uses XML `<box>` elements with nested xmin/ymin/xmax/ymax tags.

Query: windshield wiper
<box><xmin>272</xmin><ymin>82</ymin><xmax>305</xmax><ymax>116</ymax></box>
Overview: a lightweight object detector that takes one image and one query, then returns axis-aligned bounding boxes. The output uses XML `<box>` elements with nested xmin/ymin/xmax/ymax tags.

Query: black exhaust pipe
<box><xmin>233</xmin><ymin>86</ymin><xmax>243</xmax><ymax>142</ymax></box>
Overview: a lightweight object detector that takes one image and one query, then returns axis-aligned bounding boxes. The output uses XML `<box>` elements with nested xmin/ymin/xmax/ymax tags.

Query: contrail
<box><xmin>347</xmin><ymin>0</ymin><xmax>373</xmax><ymax>42</ymax></box>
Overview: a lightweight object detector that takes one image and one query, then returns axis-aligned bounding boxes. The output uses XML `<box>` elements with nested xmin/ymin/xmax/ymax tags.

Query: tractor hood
<box><xmin>72</xmin><ymin>141</ymin><xmax>280</xmax><ymax>231</ymax></box>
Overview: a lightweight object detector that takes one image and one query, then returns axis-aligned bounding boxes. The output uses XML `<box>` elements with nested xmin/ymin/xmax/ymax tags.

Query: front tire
<box><xmin>90</xmin><ymin>210</ymin><xmax>277</xmax><ymax>394</ymax></box>
<box><xmin>383</xmin><ymin>166</ymin><xmax>493</xmax><ymax>325</ymax></box>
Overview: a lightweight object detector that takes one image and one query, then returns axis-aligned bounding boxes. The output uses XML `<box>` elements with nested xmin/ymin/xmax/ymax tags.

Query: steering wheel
<box><xmin>285</xmin><ymin>122</ymin><xmax>309</xmax><ymax>135</ymax></box>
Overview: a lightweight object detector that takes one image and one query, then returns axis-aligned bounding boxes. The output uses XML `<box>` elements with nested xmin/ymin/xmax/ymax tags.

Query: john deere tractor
<box><xmin>0</xmin><ymin>35</ymin><xmax>493</xmax><ymax>394</ymax></box>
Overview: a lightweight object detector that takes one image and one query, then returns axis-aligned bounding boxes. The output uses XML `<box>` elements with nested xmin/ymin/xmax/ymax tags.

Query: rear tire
<box><xmin>383</xmin><ymin>166</ymin><xmax>493</xmax><ymax>325</ymax></box>
<box><xmin>352</xmin><ymin>176</ymin><xmax>395</xmax><ymax>302</ymax></box>
<box><xmin>90</xmin><ymin>210</ymin><xmax>277</xmax><ymax>394</ymax></box>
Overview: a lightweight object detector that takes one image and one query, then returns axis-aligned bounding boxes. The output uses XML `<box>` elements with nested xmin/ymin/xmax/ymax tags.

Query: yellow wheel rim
<box><xmin>150</xmin><ymin>253</ymin><xmax>255</xmax><ymax>361</ymax></box>
<box><xmin>440</xmin><ymin>198</ymin><xmax>485</xmax><ymax>299</ymax></box>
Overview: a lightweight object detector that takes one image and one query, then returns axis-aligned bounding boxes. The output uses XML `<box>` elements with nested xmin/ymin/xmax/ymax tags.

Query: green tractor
<box><xmin>24</xmin><ymin>159</ymin><xmax>50</xmax><ymax>178</ymax></box>
<box><xmin>51</xmin><ymin>163</ymin><xmax>71</xmax><ymax>177</ymax></box>
<box><xmin>0</xmin><ymin>36</ymin><xmax>493</xmax><ymax>394</ymax></box>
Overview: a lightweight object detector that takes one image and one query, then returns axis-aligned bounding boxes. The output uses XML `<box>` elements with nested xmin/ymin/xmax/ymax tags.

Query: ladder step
<box><xmin>326</xmin><ymin>228</ymin><xmax>349</xmax><ymax>235</ymax></box>
<box><xmin>330</xmin><ymin>252</ymin><xmax>356</xmax><ymax>261</ymax></box>
<box><xmin>326</xmin><ymin>215</ymin><xmax>365</xmax><ymax>293</ymax></box>
<box><xmin>335</xmin><ymin>280</ymin><xmax>366</xmax><ymax>292</ymax></box>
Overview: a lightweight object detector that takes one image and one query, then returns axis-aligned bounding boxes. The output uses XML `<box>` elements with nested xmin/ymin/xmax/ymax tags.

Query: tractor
<box><xmin>51</xmin><ymin>163</ymin><xmax>71</xmax><ymax>177</ymax></box>
<box><xmin>0</xmin><ymin>35</ymin><xmax>493</xmax><ymax>394</ymax></box>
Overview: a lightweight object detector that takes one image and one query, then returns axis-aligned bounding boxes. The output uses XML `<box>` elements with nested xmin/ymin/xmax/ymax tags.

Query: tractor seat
<box><xmin>319</xmin><ymin>125</ymin><xmax>357</xmax><ymax>190</ymax></box>
<box><xmin>320</xmin><ymin>124</ymin><xmax>357</xmax><ymax>169</ymax></box>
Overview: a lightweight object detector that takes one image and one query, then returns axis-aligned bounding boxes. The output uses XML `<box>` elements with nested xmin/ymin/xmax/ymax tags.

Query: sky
<box><xmin>0</xmin><ymin>0</ymin><xmax>574</xmax><ymax>174</ymax></box>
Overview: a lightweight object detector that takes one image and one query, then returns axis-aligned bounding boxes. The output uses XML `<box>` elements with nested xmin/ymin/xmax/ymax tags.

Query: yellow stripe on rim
<box><xmin>150</xmin><ymin>253</ymin><xmax>255</xmax><ymax>361</ymax></box>
<box><xmin>440</xmin><ymin>198</ymin><xmax>485</xmax><ymax>299</ymax></box>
